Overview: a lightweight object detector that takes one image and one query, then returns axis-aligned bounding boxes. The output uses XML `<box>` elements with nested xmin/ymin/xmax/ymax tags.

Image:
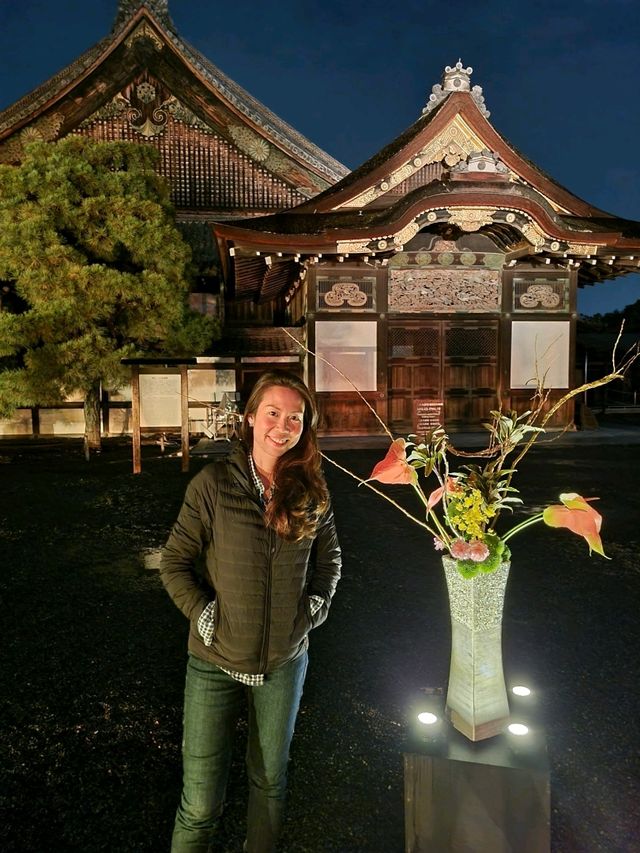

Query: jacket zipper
<box><xmin>258</xmin><ymin>527</ymin><xmax>275</xmax><ymax>673</ymax></box>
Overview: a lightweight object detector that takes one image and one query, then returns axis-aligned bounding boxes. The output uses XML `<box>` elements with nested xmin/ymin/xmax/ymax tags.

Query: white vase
<box><xmin>442</xmin><ymin>556</ymin><xmax>510</xmax><ymax>741</ymax></box>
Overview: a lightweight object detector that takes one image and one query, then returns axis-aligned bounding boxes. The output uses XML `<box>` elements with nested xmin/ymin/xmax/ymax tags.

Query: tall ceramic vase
<box><xmin>442</xmin><ymin>556</ymin><xmax>510</xmax><ymax>741</ymax></box>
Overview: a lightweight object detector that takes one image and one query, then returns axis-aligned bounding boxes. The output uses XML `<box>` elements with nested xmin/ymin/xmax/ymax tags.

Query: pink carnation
<box><xmin>467</xmin><ymin>540</ymin><xmax>490</xmax><ymax>562</ymax></box>
<box><xmin>450</xmin><ymin>539</ymin><xmax>471</xmax><ymax>560</ymax></box>
<box><xmin>433</xmin><ymin>537</ymin><xmax>445</xmax><ymax>551</ymax></box>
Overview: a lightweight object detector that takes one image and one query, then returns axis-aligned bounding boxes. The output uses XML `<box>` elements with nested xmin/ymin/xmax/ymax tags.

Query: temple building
<box><xmin>214</xmin><ymin>61</ymin><xmax>640</xmax><ymax>435</ymax></box>
<box><xmin>1</xmin><ymin>3</ymin><xmax>639</xmax><ymax>437</ymax></box>
<box><xmin>0</xmin><ymin>0</ymin><xmax>346</xmax><ymax>435</ymax></box>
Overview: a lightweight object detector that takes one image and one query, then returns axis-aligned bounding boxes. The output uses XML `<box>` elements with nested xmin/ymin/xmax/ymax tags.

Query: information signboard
<box><xmin>413</xmin><ymin>399</ymin><xmax>444</xmax><ymax>435</ymax></box>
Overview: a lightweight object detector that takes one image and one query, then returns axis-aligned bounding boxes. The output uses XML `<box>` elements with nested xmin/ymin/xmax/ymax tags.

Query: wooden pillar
<box><xmin>32</xmin><ymin>406</ymin><xmax>40</xmax><ymax>437</ymax></box>
<box><xmin>180</xmin><ymin>364</ymin><xmax>190</xmax><ymax>473</ymax></box>
<box><xmin>101</xmin><ymin>386</ymin><xmax>110</xmax><ymax>436</ymax></box>
<box><xmin>131</xmin><ymin>365</ymin><xmax>141</xmax><ymax>475</ymax></box>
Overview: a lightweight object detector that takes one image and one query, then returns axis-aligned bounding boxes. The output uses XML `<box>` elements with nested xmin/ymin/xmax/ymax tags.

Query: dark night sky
<box><xmin>1</xmin><ymin>0</ymin><xmax>639</xmax><ymax>315</ymax></box>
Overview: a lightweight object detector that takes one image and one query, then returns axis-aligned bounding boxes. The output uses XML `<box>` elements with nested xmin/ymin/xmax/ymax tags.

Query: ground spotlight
<box><xmin>417</xmin><ymin>711</ymin><xmax>439</xmax><ymax>726</ymax></box>
<box><xmin>507</xmin><ymin>722</ymin><xmax>530</xmax><ymax>736</ymax></box>
<box><xmin>408</xmin><ymin>688</ymin><xmax>445</xmax><ymax>746</ymax></box>
<box><xmin>508</xmin><ymin>680</ymin><xmax>539</xmax><ymax>713</ymax></box>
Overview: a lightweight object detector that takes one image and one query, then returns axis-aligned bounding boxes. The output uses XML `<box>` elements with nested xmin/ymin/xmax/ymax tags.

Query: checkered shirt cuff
<box><xmin>197</xmin><ymin>600</ymin><xmax>217</xmax><ymax>646</ymax></box>
<box><xmin>309</xmin><ymin>595</ymin><xmax>324</xmax><ymax>617</ymax></box>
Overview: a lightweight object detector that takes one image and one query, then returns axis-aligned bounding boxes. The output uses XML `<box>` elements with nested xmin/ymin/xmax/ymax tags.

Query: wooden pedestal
<box><xmin>404</xmin><ymin>726</ymin><xmax>550</xmax><ymax>853</ymax></box>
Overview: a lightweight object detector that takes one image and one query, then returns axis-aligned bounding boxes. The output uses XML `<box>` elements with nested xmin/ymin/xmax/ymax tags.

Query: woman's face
<box><xmin>249</xmin><ymin>385</ymin><xmax>305</xmax><ymax>469</ymax></box>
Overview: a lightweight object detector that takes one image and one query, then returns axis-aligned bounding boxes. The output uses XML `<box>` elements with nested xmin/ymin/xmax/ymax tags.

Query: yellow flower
<box><xmin>448</xmin><ymin>487</ymin><xmax>496</xmax><ymax>540</ymax></box>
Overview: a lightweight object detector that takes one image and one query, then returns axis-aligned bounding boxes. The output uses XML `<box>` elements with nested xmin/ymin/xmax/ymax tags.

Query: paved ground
<box><xmin>1</xmin><ymin>421</ymin><xmax>639</xmax><ymax>851</ymax></box>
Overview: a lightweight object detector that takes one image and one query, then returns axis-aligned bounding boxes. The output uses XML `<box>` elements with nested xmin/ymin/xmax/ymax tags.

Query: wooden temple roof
<box><xmin>211</xmin><ymin>326</ymin><xmax>304</xmax><ymax>356</ymax></box>
<box><xmin>0</xmin><ymin>2</ymin><xmax>348</xmax><ymax>216</ymax></box>
<box><xmin>215</xmin><ymin>61</ymin><xmax>640</xmax><ymax>298</ymax></box>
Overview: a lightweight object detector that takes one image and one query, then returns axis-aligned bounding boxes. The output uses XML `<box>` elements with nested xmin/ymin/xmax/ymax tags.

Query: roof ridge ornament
<box><xmin>451</xmin><ymin>149</ymin><xmax>508</xmax><ymax>175</ymax></box>
<box><xmin>422</xmin><ymin>60</ymin><xmax>490</xmax><ymax>118</ymax></box>
<box><xmin>113</xmin><ymin>1</ymin><xmax>175</xmax><ymax>32</ymax></box>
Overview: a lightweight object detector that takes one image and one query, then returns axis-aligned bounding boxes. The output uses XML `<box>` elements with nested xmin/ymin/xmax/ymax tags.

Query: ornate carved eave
<box><xmin>336</xmin><ymin>114</ymin><xmax>489</xmax><ymax>210</ymax></box>
<box><xmin>113</xmin><ymin>1</ymin><xmax>175</xmax><ymax>32</ymax></box>
<box><xmin>215</xmin><ymin>179</ymin><xmax>640</xmax><ymax>290</ymax></box>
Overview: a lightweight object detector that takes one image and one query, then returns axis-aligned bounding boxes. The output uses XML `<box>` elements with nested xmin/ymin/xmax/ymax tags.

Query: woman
<box><xmin>160</xmin><ymin>370</ymin><xmax>341</xmax><ymax>853</ymax></box>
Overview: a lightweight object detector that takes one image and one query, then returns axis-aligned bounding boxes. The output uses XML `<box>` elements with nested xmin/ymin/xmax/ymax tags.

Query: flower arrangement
<box><xmin>366</xmin><ymin>416</ymin><xmax>605</xmax><ymax>578</ymax></box>
<box><xmin>290</xmin><ymin>326</ymin><xmax>639</xmax><ymax>580</ymax></box>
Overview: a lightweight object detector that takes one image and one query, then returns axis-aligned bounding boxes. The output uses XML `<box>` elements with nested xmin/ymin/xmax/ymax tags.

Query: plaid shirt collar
<box><xmin>247</xmin><ymin>452</ymin><xmax>263</xmax><ymax>495</ymax></box>
<box><xmin>247</xmin><ymin>453</ymin><xmax>274</xmax><ymax>506</ymax></box>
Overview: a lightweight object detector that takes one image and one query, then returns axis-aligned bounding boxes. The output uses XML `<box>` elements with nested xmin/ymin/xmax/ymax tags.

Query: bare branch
<box><xmin>321</xmin><ymin>452</ymin><xmax>432</xmax><ymax>532</ymax></box>
<box><xmin>281</xmin><ymin>328</ymin><xmax>393</xmax><ymax>440</ymax></box>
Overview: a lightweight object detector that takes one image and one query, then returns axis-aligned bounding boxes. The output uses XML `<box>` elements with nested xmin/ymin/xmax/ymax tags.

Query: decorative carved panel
<box><xmin>80</xmin><ymin>74</ymin><xmax>210</xmax><ymax>139</ymax></box>
<box><xmin>0</xmin><ymin>112</ymin><xmax>64</xmax><ymax>164</ymax></box>
<box><xmin>418</xmin><ymin>115</ymin><xmax>485</xmax><ymax>168</ymax></box>
<box><xmin>387</xmin><ymin>249</ymin><xmax>504</xmax><ymax>270</ymax></box>
<box><xmin>521</xmin><ymin>221</ymin><xmax>547</xmax><ymax>251</ymax></box>
<box><xmin>316</xmin><ymin>275</ymin><xmax>376</xmax><ymax>312</ymax></box>
<box><xmin>566</xmin><ymin>242</ymin><xmax>600</xmax><ymax>256</ymax></box>
<box><xmin>335</xmin><ymin>239</ymin><xmax>372</xmax><ymax>253</ymax></box>
<box><xmin>512</xmin><ymin>276</ymin><xmax>570</xmax><ymax>312</ymax></box>
<box><xmin>124</xmin><ymin>21</ymin><xmax>164</xmax><ymax>51</ymax></box>
<box><xmin>447</xmin><ymin>207</ymin><xmax>497</xmax><ymax>232</ymax></box>
<box><xmin>336</xmin><ymin>115</ymin><xmax>483</xmax><ymax>209</ymax></box>
<box><xmin>388</xmin><ymin>268</ymin><xmax>501</xmax><ymax>313</ymax></box>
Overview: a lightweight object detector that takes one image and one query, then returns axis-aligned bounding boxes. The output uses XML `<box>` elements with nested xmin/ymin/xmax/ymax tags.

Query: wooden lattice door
<box><xmin>388</xmin><ymin>323</ymin><xmax>442</xmax><ymax>431</ymax></box>
<box><xmin>388</xmin><ymin>320</ymin><xmax>499</xmax><ymax>431</ymax></box>
<box><xmin>443</xmin><ymin>320</ymin><xmax>499</xmax><ymax>427</ymax></box>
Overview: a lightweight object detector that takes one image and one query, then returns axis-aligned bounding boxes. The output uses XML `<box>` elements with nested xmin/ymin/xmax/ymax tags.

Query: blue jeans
<box><xmin>171</xmin><ymin>651</ymin><xmax>308</xmax><ymax>853</ymax></box>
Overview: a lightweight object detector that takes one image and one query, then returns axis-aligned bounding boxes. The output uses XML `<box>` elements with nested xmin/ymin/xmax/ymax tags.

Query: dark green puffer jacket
<box><xmin>160</xmin><ymin>444</ymin><xmax>341</xmax><ymax>675</ymax></box>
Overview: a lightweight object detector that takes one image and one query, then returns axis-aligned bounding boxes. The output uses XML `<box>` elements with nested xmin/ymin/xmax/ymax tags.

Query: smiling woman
<box><xmin>245</xmin><ymin>384</ymin><xmax>305</xmax><ymax>475</ymax></box>
<box><xmin>160</xmin><ymin>369</ymin><xmax>341</xmax><ymax>853</ymax></box>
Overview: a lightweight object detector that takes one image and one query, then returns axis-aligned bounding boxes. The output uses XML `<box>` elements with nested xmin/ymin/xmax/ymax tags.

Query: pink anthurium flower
<box><xmin>427</xmin><ymin>477</ymin><xmax>459</xmax><ymax>509</ymax></box>
<box><xmin>428</xmin><ymin>484</ymin><xmax>445</xmax><ymax>509</ymax></box>
<box><xmin>368</xmin><ymin>438</ymin><xmax>417</xmax><ymax>485</ymax></box>
<box><xmin>542</xmin><ymin>493</ymin><xmax>607</xmax><ymax>558</ymax></box>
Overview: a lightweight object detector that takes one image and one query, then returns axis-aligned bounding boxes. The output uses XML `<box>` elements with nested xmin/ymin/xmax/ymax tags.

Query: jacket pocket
<box><xmin>290</xmin><ymin>595</ymin><xmax>312</xmax><ymax>645</ymax></box>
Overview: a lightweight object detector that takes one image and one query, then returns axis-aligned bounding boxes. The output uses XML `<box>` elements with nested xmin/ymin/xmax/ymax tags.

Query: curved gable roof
<box><xmin>0</xmin><ymin>3</ymin><xmax>347</xmax><ymax>185</ymax></box>
<box><xmin>294</xmin><ymin>86</ymin><xmax>611</xmax><ymax>218</ymax></box>
<box><xmin>213</xmin><ymin>62</ymin><xmax>640</xmax><ymax>295</ymax></box>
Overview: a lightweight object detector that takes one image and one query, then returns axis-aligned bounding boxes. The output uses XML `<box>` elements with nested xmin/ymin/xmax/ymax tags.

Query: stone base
<box><xmin>404</xmin><ymin>724</ymin><xmax>550</xmax><ymax>853</ymax></box>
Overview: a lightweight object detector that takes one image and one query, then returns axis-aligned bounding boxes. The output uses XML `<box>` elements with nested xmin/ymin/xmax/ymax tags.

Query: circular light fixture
<box><xmin>417</xmin><ymin>712</ymin><xmax>438</xmax><ymax>726</ymax></box>
<box><xmin>508</xmin><ymin>723</ymin><xmax>529</xmax><ymax>736</ymax></box>
<box><xmin>512</xmin><ymin>685</ymin><xmax>531</xmax><ymax>697</ymax></box>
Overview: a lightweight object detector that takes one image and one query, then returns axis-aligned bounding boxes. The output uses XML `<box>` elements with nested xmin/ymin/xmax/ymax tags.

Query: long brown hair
<box><xmin>241</xmin><ymin>371</ymin><xmax>329</xmax><ymax>541</ymax></box>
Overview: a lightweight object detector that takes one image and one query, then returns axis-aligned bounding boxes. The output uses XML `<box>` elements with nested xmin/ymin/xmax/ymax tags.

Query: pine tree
<box><xmin>0</xmin><ymin>137</ymin><xmax>217</xmax><ymax>452</ymax></box>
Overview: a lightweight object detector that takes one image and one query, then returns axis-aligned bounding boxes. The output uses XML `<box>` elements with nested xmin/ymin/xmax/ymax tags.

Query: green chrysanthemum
<box><xmin>455</xmin><ymin>534</ymin><xmax>510</xmax><ymax>578</ymax></box>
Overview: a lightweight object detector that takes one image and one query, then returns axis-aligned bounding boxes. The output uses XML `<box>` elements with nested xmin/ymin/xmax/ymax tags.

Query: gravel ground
<box><xmin>0</xmin><ymin>430</ymin><xmax>639</xmax><ymax>852</ymax></box>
